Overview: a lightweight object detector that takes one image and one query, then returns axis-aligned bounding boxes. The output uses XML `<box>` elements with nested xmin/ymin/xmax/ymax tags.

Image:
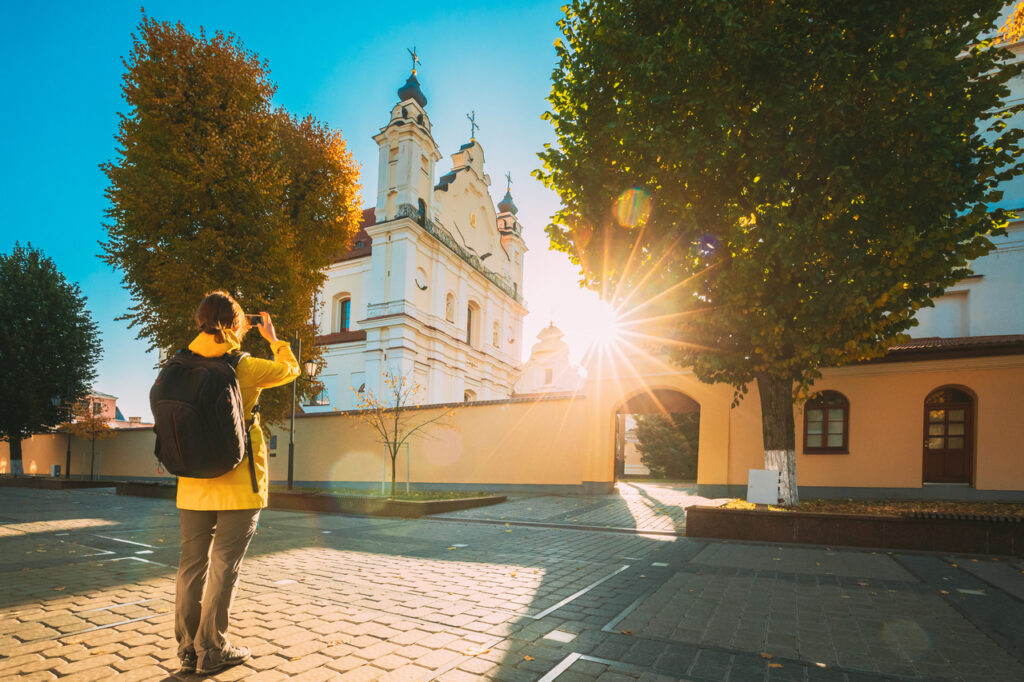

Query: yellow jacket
<box><xmin>176</xmin><ymin>329</ymin><xmax>299</xmax><ymax>511</ymax></box>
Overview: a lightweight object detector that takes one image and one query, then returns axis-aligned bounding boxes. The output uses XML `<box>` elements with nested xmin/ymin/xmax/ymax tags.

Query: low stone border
<box><xmin>0</xmin><ymin>476</ymin><xmax>115</xmax><ymax>490</ymax></box>
<box><xmin>115</xmin><ymin>481</ymin><xmax>506</xmax><ymax>518</ymax></box>
<box><xmin>685</xmin><ymin>505</ymin><xmax>1024</xmax><ymax>556</ymax></box>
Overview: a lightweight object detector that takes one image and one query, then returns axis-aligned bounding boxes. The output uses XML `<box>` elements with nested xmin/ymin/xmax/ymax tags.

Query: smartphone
<box><xmin>246</xmin><ymin>314</ymin><xmax>263</xmax><ymax>326</ymax></box>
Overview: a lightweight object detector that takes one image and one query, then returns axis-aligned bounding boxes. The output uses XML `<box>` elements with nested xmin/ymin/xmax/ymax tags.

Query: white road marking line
<box><xmin>601</xmin><ymin>587</ymin><xmax>656</xmax><ymax>632</ymax></box>
<box><xmin>108</xmin><ymin>556</ymin><xmax>173</xmax><ymax>568</ymax></box>
<box><xmin>537</xmin><ymin>652</ymin><xmax>582</xmax><ymax>682</ymax></box>
<box><xmin>94</xmin><ymin>534</ymin><xmax>155</xmax><ymax>548</ymax></box>
<box><xmin>529</xmin><ymin>565</ymin><xmax>630</xmax><ymax>620</ymax></box>
<box><xmin>76</xmin><ymin>598</ymin><xmax>156</xmax><ymax>614</ymax></box>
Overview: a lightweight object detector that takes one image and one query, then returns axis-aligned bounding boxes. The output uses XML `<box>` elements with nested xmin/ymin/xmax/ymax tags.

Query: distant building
<box><xmin>514</xmin><ymin>323</ymin><xmax>584</xmax><ymax>395</ymax></box>
<box><xmin>311</xmin><ymin>65</ymin><xmax>528</xmax><ymax>409</ymax></box>
<box><xmin>82</xmin><ymin>391</ymin><xmax>152</xmax><ymax>429</ymax></box>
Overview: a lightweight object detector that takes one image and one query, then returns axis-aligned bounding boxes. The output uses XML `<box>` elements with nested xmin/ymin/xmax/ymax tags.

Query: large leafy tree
<box><xmin>634</xmin><ymin>413</ymin><xmax>700</xmax><ymax>480</ymax></box>
<box><xmin>537</xmin><ymin>1</ymin><xmax>1024</xmax><ymax>503</ymax></box>
<box><xmin>0</xmin><ymin>244</ymin><xmax>102</xmax><ymax>473</ymax></box>
<box><xmin>101</xmin><ymin>14</ymin><xmax>361</xmax><ymax>422</ymax></box>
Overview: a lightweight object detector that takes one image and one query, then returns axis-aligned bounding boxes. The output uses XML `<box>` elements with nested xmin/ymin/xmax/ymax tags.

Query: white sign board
<box><xmin>747</xmin><ymin>469</ymin><xmax>781</xmax><ymax>505</ymax></box>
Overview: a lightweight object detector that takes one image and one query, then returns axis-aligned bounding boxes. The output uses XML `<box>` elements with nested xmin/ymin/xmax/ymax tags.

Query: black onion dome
<box><xmin>398</xmin><ymin>73</ymin><xmax>427</xmax><ymax>107</ymax></box>
<box><xmin>498</xmin><ymin>189</ymin><xmax>518</xmax><ymax>215</ymax></box>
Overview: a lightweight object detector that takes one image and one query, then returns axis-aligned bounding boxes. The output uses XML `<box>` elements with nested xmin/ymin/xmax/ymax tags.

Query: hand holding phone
<box><xmin>252</xmin><ymin>312</ymin><xmax>278</xmax><ymax>343</ymax></box>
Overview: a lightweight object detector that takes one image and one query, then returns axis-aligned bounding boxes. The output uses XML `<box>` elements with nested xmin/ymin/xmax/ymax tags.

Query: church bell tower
<box><xmin>372</xmin><ymin>50</ymin><xmax>442</xmax><ymax>224</ymax></box>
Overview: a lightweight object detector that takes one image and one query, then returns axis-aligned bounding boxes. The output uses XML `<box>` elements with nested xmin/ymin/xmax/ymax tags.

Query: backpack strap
<box><xmin>224</xmin><ymin>351</ymin><xmax>260</xmax><ymax>495</ymax></box>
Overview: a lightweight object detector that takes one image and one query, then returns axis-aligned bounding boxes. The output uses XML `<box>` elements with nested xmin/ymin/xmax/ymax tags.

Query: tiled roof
<box><xmin>332</xmin><ymin>208</ymin><xmax>375</xmax><ymax>263</ymax></box>
<box><xmin>874</xmin><ymin>334</ymin><xmax>1024</xmax><ymax>362</ymax></box>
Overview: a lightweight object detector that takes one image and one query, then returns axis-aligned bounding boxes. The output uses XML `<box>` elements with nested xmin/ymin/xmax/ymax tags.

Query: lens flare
<box><xmin>614</xmin><ymin>188</ymin><xmax>652</xmax><ymax>228</ymax></box>
<box><xmin>588</xmin><ymin>300</ymin><xmax>622</xmax><ymax>347</ymax></box>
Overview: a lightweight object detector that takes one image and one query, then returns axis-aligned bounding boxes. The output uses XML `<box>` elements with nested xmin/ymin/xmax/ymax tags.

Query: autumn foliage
<box><xmin>101</xmin><ymin>13</ymin><xmax>361</xmax><ymax>423</ymax></box>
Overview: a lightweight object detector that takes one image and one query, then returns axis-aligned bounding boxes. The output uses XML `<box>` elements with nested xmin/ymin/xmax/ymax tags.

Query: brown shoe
<box><xmin>196</xmin><ymin>645</ymin><xmax>250</xmax><ymax>675</ymax></box>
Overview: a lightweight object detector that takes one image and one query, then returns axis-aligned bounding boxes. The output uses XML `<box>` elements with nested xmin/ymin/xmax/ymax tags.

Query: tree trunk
<box><xmin>756</xmin><ymin>372</ymin><xmax>799</xmax><ymax>506</ymax></box>
<box><xmin>90</xmin><ymin>438</ymin><xmax>96</xmax><ymax>481</ymax></box>
<box><xmin>390</xmin><ymin>446</ymin><xmax>398</xmax><ymax>498</ymax></box>
<box><xmin>9</xmin><ymin>436</ymin><xmax>23</xmax><ymax>476</ymax></box>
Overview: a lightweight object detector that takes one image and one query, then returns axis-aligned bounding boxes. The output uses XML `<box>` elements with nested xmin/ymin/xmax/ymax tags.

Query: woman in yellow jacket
<box><xmin>175</xmin><ymin>291</ymin><xmax>298</xmax><ymax>676</ymax></box>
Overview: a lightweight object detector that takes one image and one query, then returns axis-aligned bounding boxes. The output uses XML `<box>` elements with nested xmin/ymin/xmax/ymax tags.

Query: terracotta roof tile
<box><xmin>332</xmin><ymin>208</ymin><xmax>375</xmax><ymax>263</ymax></box>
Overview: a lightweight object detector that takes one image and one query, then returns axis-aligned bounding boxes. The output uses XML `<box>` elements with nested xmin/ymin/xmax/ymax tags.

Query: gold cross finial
<box><xmin>408</xmin><ymin>46</ymin><xmax>421</xmax><ymax>75</ymax></box>
<box><xmin>467</xmin><ymin>111</ymin><xmax>479</xmax><ymax>141</ymax></box>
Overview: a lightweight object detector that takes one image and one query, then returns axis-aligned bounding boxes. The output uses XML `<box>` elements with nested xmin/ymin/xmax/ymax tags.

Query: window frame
<box><xmin>336</xmin><ymin>297</ymin><xmax>351</xmax><ymax>333</ymax></box>
<box><xmin>802</xmin><ymin>390</ymin><xmax>850</xmax><ymax>454</ymax></box>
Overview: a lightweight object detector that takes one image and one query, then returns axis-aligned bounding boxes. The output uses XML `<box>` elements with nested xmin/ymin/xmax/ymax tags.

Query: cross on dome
<box><xmin>407</xmin><ymin>46</ymin><xmax>421</xmax><ymax>75</ymax></box>
<box><xmin>505</xmin><ymin>171</ymin><xmax>513</xmax><ymax>191</ymax></box>
<box><xmin>467</xmin><ymin>111</ymin><xmax>479</xmax><ymax>141</ymax></box>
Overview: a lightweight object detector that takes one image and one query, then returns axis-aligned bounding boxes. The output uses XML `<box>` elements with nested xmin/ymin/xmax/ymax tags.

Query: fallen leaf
<box><xmin>447</xmin><ymin>547</ymin><xmax>457</xmax><ymax>550</ymax></box>
<box><xmin>760</xmin><ymin>653</ymin><xmax>773</xmax><ymax>660</ymax></box>
<box><xmin>523</xmin><ymin>655</ymin><xmax>535</xmax><ymax>661</ymax></box>
<box><xmin>620</xmin><ymin>629</ymin><xmax>634</xmax><ymax>636</ymax></box>
<box><xmin>939</xmin><ymin>589</ymin><xmax>950</xmax><ymax>595</ymax></box>
<box><xmin>768</xmin><ymin>663</ymin><xmax>783</xmax><ymax>669</ymax></box>
<box><xmin>157</xmin><ymin>539</ymin><xmax>164</xmax><ymax>543</ymax></box>
<box><xmin>54</xmin><ymin>586</ymin><xmax>65</xmax><ymax>591</ymax></box>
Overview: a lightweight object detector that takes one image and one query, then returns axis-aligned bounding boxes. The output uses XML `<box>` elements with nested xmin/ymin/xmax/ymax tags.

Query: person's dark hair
<box><xmin>195</xmin><ymin>290</ymin><xmax>245</xmax><ymax>344</ymax></box>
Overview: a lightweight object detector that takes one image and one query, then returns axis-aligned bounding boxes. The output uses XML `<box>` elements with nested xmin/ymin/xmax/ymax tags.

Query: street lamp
<box><xmin>50</xmin><ymin>383</ymin><xmax>73</xmax><ymax>479</ymax></box>
<box><xmin>287</xmin><ymin>338</ymin><xmax>321</xmax><ymax>490</ymax></box>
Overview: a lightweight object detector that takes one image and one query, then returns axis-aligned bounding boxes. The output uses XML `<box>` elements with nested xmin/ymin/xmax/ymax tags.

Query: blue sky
<box><xmin>1</xmin><ymin>0</ymin><xmax>611</xmax><ymax>420</ymax></box>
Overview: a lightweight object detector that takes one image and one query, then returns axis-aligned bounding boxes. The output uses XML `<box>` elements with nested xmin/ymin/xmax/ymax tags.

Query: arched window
<box><xmin>445</xmin><ymin>293</ymin><xmax>455</xmax><ymax>323</ymax></box>
<box><xmin>335</xmin><ymin>297</ymin><xmax>351</xmax><ymax>333</ymax></box>
<box><xmin>464</xmin><ymin>389</ymin><xmax>476</xmax><ymax>403</ymax></box>
<box><xmin>466</xmin><ymin>301</ymin><xmax>481</xmax><ymax>347</ymax></box>
<box><xmin>416</xmin><ymin>199</ymin><xmax>426</xmax><ymax>226</ymax></box>
<box><xmin>803</xmin><ymin>390</ymin><xmax>849</xmax><ymax>454</ymax></box>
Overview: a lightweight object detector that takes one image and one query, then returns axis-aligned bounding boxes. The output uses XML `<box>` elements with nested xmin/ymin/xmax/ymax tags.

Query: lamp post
<box><xmin>287</xmin><ymin>337</ymin><xmax>321</xmax><ymax>490</ymax></box>
<box><xmin>50</xmin><ymin>382</ymin><xmax>73</xmax><ymax>479</ymax></box>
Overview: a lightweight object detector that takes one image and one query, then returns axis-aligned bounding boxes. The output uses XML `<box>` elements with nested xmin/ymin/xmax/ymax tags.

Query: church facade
<box><xmin>310</xmin><ymin>67</ymin><xmax>528</xmax><ymax>410</ymax></box>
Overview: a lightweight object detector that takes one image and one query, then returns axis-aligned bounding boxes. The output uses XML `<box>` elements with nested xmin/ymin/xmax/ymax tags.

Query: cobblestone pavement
<box><xmin>435</xmin><ymin>482</ymin><xmax>728</xmax><ymax>534</ymax></box>
<box><xmin>2</xmin><ymin>487</ymin><xmax>1024</xmax><ymax>681</ymax></box>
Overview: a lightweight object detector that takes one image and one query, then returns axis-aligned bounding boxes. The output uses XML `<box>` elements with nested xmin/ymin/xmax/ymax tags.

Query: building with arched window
<box><xmin>312</xmin><ymin>66</ymin><xmax>527</xmax><ymax>409</ymax></box>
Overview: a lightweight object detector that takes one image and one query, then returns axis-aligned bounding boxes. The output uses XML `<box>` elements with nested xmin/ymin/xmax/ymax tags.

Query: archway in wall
<box><xmin>614</xmin><ymin>388</ymin><xmax>700</xmax><ymax>482</ymax></box>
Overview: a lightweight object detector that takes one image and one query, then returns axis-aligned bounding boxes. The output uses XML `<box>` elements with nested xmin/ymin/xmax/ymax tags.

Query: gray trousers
<box><xmin>175</xmin><ymin>508</ymin><xmax>260</xmax><ymax>665</ymax></box>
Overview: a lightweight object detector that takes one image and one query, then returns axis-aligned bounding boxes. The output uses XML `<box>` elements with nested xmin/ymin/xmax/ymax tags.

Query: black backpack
<box><xmin>150</xmin><ymin>350</ymin><xmax>258</xmax><ymax>492</ymax></box>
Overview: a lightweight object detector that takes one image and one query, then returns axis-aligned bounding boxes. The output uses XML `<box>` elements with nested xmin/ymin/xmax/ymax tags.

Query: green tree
<box><xmin>0</xmin><ymin>244</ymin><xmax>102</xmax><ymax>474</ymax></box>
<box><xmin>100</xmin><ymin>14</ymin><xmax>361</xmax><ymax>423</ymax></box>
<box><xmin>537</xmin><ymin>1</ymin><xmax>1024</xmax><ymax>504</ymax></box>
<box><xmin>633</xmin><ymin>413</ymin><xmax>700</xmax><ymax>480</ymax></box>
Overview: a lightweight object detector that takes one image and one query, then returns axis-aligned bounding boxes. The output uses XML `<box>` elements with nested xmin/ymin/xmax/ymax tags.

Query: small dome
<box><xmin>398</xmin><ymin>73</ymin><xmax>427</xmax><ymax>108</ymax></box>
<box><xmin>497</xmin><ymin>189</ymin><xmax>518</xmax><ymax>215</ymax></box>
<box><xmin>530</xmin><ymin>324</ymin><xmax>569</xmax><ymax>358</ymax></box>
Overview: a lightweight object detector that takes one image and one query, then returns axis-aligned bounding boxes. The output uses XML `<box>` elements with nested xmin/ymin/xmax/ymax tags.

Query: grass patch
<box><xmin>270</xmin><ymin>486</ymin><xmax>488</xmax><ymax>501</ymax></box>
<box><xmin>722</xmin><ymin>498</ymin><xmax>1024</xmax><ymax>517</ymax></box>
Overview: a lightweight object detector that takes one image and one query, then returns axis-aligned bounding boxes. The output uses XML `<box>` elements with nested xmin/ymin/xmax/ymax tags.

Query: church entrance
<box><xmin>614</xmin><ymin>389</ymin><xmax>700</xmax><ymax>481</ymax></box>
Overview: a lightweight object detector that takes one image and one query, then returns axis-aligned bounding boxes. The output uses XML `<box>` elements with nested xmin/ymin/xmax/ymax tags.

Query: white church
<box><xmin>309</xmin><ymin>64</ymin><xmax>552</xmax><ymax>410</ymax></box>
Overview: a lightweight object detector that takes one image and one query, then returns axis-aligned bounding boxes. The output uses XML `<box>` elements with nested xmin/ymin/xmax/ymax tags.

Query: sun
<box><xmin>589</xmin><ymin>300</ymin><xmax>623</xmax><ymax>347</ymax></box>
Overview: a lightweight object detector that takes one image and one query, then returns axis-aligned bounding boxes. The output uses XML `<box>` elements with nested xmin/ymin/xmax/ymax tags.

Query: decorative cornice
<box><xmin>391</xmin><ymin>204</ymin><xmax>522</xmax><ymax>302</ymax></box>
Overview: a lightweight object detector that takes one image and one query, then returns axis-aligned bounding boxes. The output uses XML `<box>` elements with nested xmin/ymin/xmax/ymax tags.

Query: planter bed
<box><xmin>685</xmin><ymin>505</ymin><xmax>1024</xmax><ymax>556</ymax></box>
<box><xmin>0</xmin><ymin>477</ymin><xmax>115</xmax><ymax>490</ymax></box>
<box><xmin>116</xmin><ymin>482</ymin><xmax>505</xmax><ymax>518</ymax></box>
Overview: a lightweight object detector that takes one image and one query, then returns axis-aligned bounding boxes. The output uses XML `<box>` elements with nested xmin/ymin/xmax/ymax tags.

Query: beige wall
<box><xmin>0</xmin><ymin>429</ymin><xmax>171</xmax><ymax>481</ymax></box>
<box><xmin>4</xmin><ymin>353</ymin><xmax>1021</xmax><ymax>495</ymax></box>
<box><xmin>267</xmin><ymin>398</ymin><xmax>587</xmax><ymax>487</ymax></box>
<box><xmin>721</xmin><ymin>356</ymin><xmax>1024</xmax><ymax>491</ymax></box>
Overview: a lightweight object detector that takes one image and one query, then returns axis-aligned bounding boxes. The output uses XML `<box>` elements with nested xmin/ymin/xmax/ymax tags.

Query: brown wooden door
<box><xmin>922</xmin><ymin>388</ymin><xmax>973</xmax><ymax>483</ymax></box>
